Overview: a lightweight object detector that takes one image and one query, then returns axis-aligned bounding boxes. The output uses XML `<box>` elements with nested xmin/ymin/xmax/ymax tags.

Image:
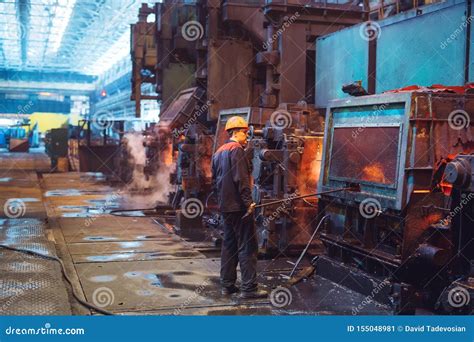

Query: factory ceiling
<box><xmin>0</xmin><ymin>0</ymin><xmax>159</xmax><ymax>76</ymax></box>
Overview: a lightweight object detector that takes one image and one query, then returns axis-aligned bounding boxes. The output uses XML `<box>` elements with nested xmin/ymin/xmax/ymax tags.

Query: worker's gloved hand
<box><xmin>242</xmin><ymin>202</ymin><xmax>256</xmax><ymax>219</ymax></box>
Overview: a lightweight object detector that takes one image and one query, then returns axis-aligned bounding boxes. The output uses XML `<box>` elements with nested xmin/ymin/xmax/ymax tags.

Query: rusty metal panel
<box><xmin>162</xmin><ymin>63</ymin><xmax>196</xmax><ymax>111</ymax></box>
<box><xmin>315</xmin><ymin>25</ymin><xmax>369</xmax><ymax>107</ymax></box>
<box><xmin>376</xmin><ymin>1</ymin><xmax>467</xmax><ymax>92</ymax></box>
<box><xmin>222</xmin><ymin>1</ymin><xmax>266</xmax><ymax>43</ymax></box>
<box><xmin>9</xmin><ymin>138</ymin><xmax>29</xmax><ymax>152</ymax></box>
<box><xmin>159</xmin><ymin>87</ymin><xmax>206</xmax><ymax>129</ymax></box>
<box><xmin>279</xmin><ymin>24</ymin><xmax>308</xmax><ymax>103</ymax></box>
<box><xmin>207</xmin><ymin>40</ymin><xmax>256</xmax><ymax>121</ymax></box>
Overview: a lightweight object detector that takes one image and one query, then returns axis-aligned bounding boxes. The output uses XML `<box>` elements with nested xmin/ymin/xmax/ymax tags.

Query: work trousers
<box><xmin>220</xmin><ymin>211</ymin><xmax>258</xmax><ymax>292</ymax></box>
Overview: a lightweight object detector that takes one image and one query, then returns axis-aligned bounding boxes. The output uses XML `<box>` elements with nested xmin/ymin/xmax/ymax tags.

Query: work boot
<box><xmin>239</xmin><ymin>289</ymin><xmax>268</xmax><ymax>299</ymax></box>
<box><xmin>221</xmin><ymin>285</ymin><xmax>240</xmax><ymax>295</ymax></box>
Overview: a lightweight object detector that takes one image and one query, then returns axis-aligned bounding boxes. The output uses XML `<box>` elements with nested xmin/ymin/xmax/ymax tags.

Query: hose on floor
<box><xmin>0</xmin><ymin>244</ymin><xmax>114</xmax><ymax>316</ymax></box>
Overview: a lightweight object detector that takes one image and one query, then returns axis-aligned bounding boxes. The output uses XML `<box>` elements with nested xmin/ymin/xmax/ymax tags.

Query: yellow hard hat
<box><xmin>225</xmin><ymin>116</ymin><xmax>249</xmax><ymax>131</ymax></box>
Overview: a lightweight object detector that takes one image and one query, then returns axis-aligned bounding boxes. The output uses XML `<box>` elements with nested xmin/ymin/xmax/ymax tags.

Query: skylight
<box><xmin>84</xmin><ymin>30</ymin><xmax>131</xmax><ymax>76</ymax></box>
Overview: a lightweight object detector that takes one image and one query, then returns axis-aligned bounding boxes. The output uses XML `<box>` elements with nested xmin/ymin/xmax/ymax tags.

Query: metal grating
<box><xmin>0</xmin><ymin>219</ymin><xmax>72</xmax><ymax>315</ymax></box>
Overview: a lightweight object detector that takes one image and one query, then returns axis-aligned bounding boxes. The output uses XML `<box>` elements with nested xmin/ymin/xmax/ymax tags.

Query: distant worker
<box><xmin>211</xmin><ymin>116</ymin><xmax>267</xmax><ymax>299</ymax></box>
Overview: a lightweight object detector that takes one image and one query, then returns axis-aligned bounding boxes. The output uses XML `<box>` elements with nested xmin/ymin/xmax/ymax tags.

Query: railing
<box><xmin>265</xmin><ymin>0</ymin><xmax>356</xmax><ymax>6</ymax></box>
<box><xmin>368</xmin><ymin>0</ymin><xmax>446</xmax><ymax>19</ymax></box>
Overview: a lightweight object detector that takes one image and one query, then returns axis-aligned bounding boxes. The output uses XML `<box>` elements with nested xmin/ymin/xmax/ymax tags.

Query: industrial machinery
<box><xmin>316</xmin><ymin>89</ymin><xmax>473</xmax><ymax>313</ymax></box>
<box><xmin>7</xmin><ymin>120</ymin><xmax>36</xmax><ymax>152</ymax></box>
<box><xmin>182</xmin><ymin>101</ymin><xmax>326</xmax><ymax>252</ymax></box>
<box><xmin>75</xmin><ymin>119</ymin><xmax>125</xmax><ymax>176</ymax></box>
<box><xmin>436</xmin><ymin>154</ymin><xmax>474</xmax><ymax>314</ymax></box>
<box><xmin>139</xmin><ymin>87</ymin><xmax>213</xmax><ymax>229</ymax></box>
<box><xmin>247</xmin><ymin>103</ymin><xmax>324</xmax><ymax>253</ymax></box>
<box><xmin>129</xmin><ymin>0</ymin><xmax>366</xmax><ymax>247</ymax></box>
<box><xmin>131</xmin><ymin>0</ymin><xmax>366</xmax><ymax>118</ymax></box>
<box><xmin>72</xmin><ymin>118</ymin><xmax>153</xmax><ymax>181</ymax></box>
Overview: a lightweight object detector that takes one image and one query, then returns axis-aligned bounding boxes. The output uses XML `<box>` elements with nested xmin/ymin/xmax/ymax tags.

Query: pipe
<box><xmin>289</xmin><ymin>215</ymin><xmax>330</xmax><ymax>278</ymax></box>
<box><xmin>254</xmin><ymin>187</ymin><xmax>357</xmax><ymax>209</ymax></box>
<box><xmin>242</xmin><ymin>187</ymin><xmax>358</xmax><ymax>219</ymax></box>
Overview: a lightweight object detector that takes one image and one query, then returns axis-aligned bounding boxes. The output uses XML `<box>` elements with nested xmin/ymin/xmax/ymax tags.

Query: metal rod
<box><xmin>289</xmin><ymin>215</ymin><xmax>330</xmax><ymax>278</ymax></box>
<box><xmin>254</xmin><ymin>187</ymin><xmax>354</xmax><ymax>209</ymax></box>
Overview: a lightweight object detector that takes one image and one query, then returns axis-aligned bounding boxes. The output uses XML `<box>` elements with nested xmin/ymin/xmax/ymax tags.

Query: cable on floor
<box><xmin>0</xmin><ymin>244</ymin><xmax>114</xmax><ymax>316</ymax></box>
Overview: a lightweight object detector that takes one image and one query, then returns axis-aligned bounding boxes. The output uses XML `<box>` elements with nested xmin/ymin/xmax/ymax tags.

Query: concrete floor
<box><xmin>0</xmin><ymin>151</ymin><xmax>390</xmax><ymax>316</ymax></box>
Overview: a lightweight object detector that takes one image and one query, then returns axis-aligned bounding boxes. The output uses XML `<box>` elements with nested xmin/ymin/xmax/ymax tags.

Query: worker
<box><xmin>211</xmin><ymin>116</ymin><xmax>267</xmax><ymax>299</ymax></box>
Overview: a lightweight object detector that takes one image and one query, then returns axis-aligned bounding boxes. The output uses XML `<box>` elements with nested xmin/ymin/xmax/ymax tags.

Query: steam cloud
<box><xmin>124</xmin><ymin>132</ymin><xmax>176</xmax><ymax>204</ymax></box>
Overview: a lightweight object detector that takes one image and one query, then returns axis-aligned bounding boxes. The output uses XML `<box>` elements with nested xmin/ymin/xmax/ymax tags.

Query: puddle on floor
<box><xmin>15</xmin><ymin>198</ymin><xmax>40</xmax><ymax>202</ymax></box>
<box><xmin>119</xmin><ymin>241</ymin><xmax>143</xmax><ymax>248</ymax></box>
<box><xmin>86</xmin><ymin>254</ymin><xmax>135</xmax><ymax>262</ymax></box>
<box><xmin>45</xmin><ymin>189</ymin><xmax>85</xmax><ymax>197</ymax></box>
<box><xmin>83</xmin><ymin>236</ymin><xmax>118</xmax><ymax>241</ymax></box>
<box><xmin>90</xmin><ymin>275</ymin><xmax>118</xmax><ymax>282</ymax></box>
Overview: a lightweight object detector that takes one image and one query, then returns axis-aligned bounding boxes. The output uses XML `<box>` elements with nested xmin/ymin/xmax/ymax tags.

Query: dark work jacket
<box><xmin>211</xmin><ymin>140</ymin><xmax>252</xmax><ymax>212</ymax></box>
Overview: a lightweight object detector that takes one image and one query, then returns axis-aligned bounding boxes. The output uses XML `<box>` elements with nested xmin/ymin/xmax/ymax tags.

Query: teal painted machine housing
<box><xmin>315</xmin><ymin>25</ymin><xmax>369</xmax><ymax>108</ymax></box>
<box><xmin>318</xmin><ymin>92</ymin><xmax>413</xmax><ymax>212</ymax></box>
<box><xmin>375</xmin><ymin>0</ymin><xmax>468</xmax><ymax>93</ymax></box>
<box><xmin>469</xmin><ymin>0</ymin><xmax>474</xmax><ymax>83</ymax></box>
<box><xmin>315</xmin><ymin>0</ymin><xmax>471</xmax><ymax>108</ymax></box>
